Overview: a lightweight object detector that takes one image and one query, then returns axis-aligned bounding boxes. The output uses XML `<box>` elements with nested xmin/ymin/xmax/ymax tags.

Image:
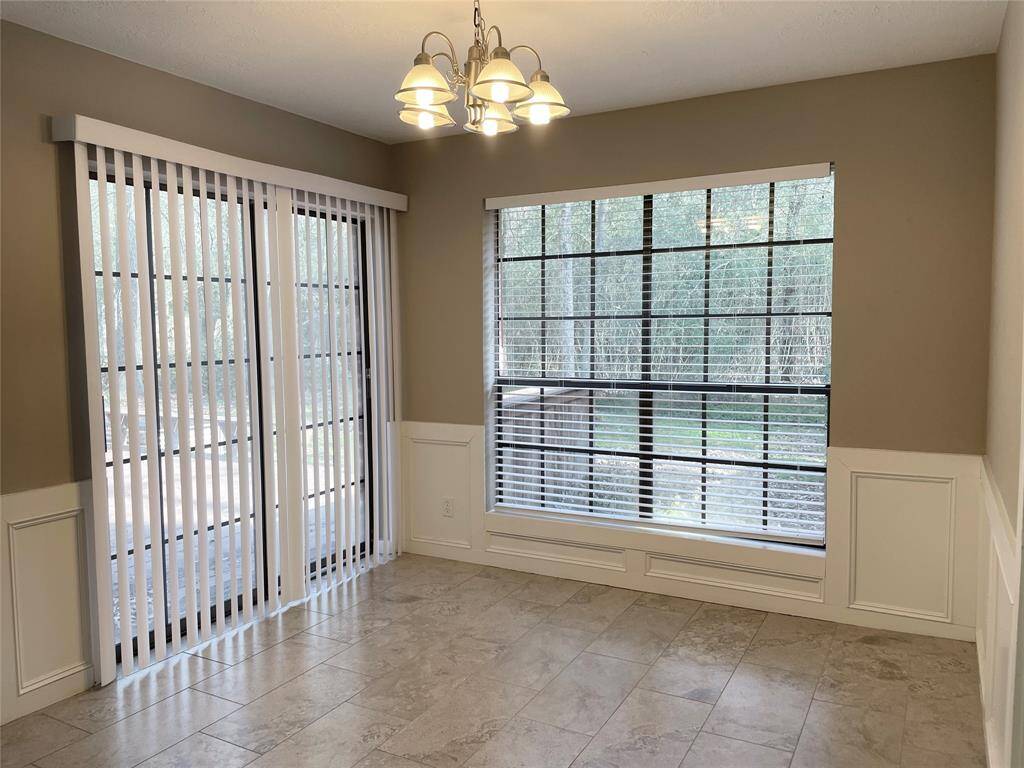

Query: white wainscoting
<box><xmin>402</xmin><ymin>422</ymin><xmax>981</xmax><ymax>640</ymax></box>
<box><xmin>1</xmin><ymin>482</ymin><xmax>95</xmax><ymax>724</ymax></box>
<box><xmin>976</xmin><ymin>459</ymin><xmax>1021</xmax><ymax>768</ymax></box>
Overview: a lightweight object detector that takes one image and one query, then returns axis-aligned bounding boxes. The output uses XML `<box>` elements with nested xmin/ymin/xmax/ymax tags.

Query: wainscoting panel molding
<box><xmin>401</xmin><ymin>423</ymin><xmax>981</xmax><ymax>641</ymax></box>
<box><xmin>849</xmin><ymin>472</ymin><xmax>955</xmax><ymax>621</ymax></box>
<box><xmin>976</xmin><ymin>460</ymin><xmax>1021</xmax><ymax>768</ymax></box>
<box><xmin>1</xmin><ymin>482</ymin><xmax>95</xmax><ymax>724</ymax></box>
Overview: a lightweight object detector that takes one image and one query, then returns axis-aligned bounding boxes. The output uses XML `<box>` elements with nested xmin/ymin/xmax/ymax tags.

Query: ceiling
<box><xmin>2</xmin><ymin>1</ymin><xmax>1008</xmax><ymax>144</ymax></box>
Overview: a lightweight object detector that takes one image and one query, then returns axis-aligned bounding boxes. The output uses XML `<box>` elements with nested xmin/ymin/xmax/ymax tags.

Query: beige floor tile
<box><xmin>474</xmin><ymin>565</ymin><xmax>533</xmax><ymax>584</ymax></box>
<box><xmin>190</xmin><ymin>607</ymin><xmax>330</xmax><ymax>665</ymax></box>
<box><xmin>511</xmin><ymin>575</ymin><xmax>586</xmax><ymax>607</ymax></box>
<box><xmin>42</xmin><ymin>653</ymin><xmax>227</xmax><ymax>732</ymax></box>
<box><xmin>742</xmin><ymin>614</ymin><xmax>836</xmax><ymax>675</ymax></box>
<box><xmin>587</xmin><ymin>605</ymin><xmax>690</xmax><ymax>664</ymax></box>
<box><xmin>349</xmin><ymin>637</ymin><xmax>504</xmax><ymax>719</ymax></box>
<box><xmin>324</xmin><ymin>617</ymin><xmax>454</xmax><ymax>678</ymax></box>
<box><xmin>905</xmin><ymin>636</ymin><xmax>978</xmax><ymax>679</ymax></box>
<box><xmin>900</xmin><ymin>744</ymin><xmax>986</xmax><ymax>767</ymax></box>
<box><xmin>381</xmin><ymin>677</ymin><xmax>536</xmax><ymax>768</ymax></box>
<box><xmin>448</xmin><ymin>575</ymin><xmax>525</xmax><ymax>602</ymax></box>
<box><xmin>303</xmin><ymin>598</ymin><xmax>413</xmax><ymax>645</ymax></box>
<box><xmin>679</xmin><ymin>603</ymin><xmax>767</xmax><ymax>653</ymax></box>
<box><xmin>135</xmin><ymin>733</ymin><xmax>258</xmax><ymax>768</ymax></box>
<box><xmin>639</xmin><ymin>653</ymin><xmax>738</xmax><ymax>705</ymax></box>
<box><xmin>478</xmin><ymin>623</ymin><xmax>597</xmax><ymax>690</ymax></box>
<box><xmin>703</xmin><ymin>663</ymin><xmax>816</xmax><ymax>751</ymax></box>
<box><xmin>572</xmin><ymin>688</ymin><xmax>711</xmax><ymax>768</ymax></box>
<box><xmin>545</xmin><ymin>585</ymin><xmax>640</xmax><ymax>634</ymax></box>
<box><xmin>356</xmin><ymin>560</ymin><xmax>430</xmax><ymax>591</ymax></box>
<box><xmin>465</xmin><ymin>597</ymin><xmax>554</xmax><ymax>644</ymax></box>
<box><xmin>814</xmin><ymin>625</ymin><xmax>912</xmax><ymax>713</ymax></box>
<box><xmin>904</xmin><ymin>695</ymin><xmax>986</xmax><ymax>759</ymax></box>
<box><xmin>519</xmin><ymin>652</ymin><xmax>648</xmax><ymax>736</ymax></box>
<box><xmin>790</xmin><ymin>700</ymin><xmax>902</xmax><ymax>768</ymax></box>
<box><xmin>193</xmin><ymin>633</ymin><xmax>347</xmax><ymax>704</ymax></box>
<box><xmin>387</xmin><ymin>562</ymin><xmax>483</xmax><ymax>599</ymax></box>
<box><xmin>815</xmin><ymin>662</ymin><xmax>909</xmax><ymax>714</ymax></box>
<box><xmin>346</xmin><ymin>592</ymin><xmax>431</xmax><ymax>623</ymax></box>
<box><xmin>680</xmin><ymin>733</ymin><xmax>792</xmax><ymax>768</ymax></box>
<box><xmin>0</xmin><ymin>713</ymin><xmax>88</xmax><ymax>768</ymax></box>
<box><xmin>829</xmin><ymin>625</ymin><xmax>916</xmax><ymax>665</ymax></box>
<box><xmin>465</xmin><ymin>717</ymin><xmax>590</xmax><ymax>768</ymax></box>
<box><xmin>637</xmin><ymin>604</ymin><xmax>763</xmax><ymax>704</ymax></box>
<box><xmin>13</xmin><ymin>555</ymin><xmax>991</xmax><ymax>768</ymax></box>
<box><xmin>249</xmin><ymin>703</ymin><xmax>408</xmax><ymax>768</ymax></box>
<box><xmin>355</xmin><ymin>751</ymin><xmax>430</xmax><ymax>768</ymax></box>
<box><xmin>304</xmin><ymin>578</ymin><xmax>377</xmax><ymax>615</ymax></box>
<box><xmin>409</xmin><ymin>598</ymin><xmax>486</xmax><ymax>628</ymax></box>
<box><xmin>35</xmin><ymin>689</ymin><xmax>239</xmax><ymax>768</ymax></box>
<box><xmin>633</xmin><ymin>593</ymin><xmax>703</xmax><ymax>617</ymax></box>
<box><xmin>203</xmin><ymin>663</ymin><xmax>371</xmax><ymax>753</ymax></box>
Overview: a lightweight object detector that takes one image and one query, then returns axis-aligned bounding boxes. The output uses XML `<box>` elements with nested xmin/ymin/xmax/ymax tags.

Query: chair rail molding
<box><xmin>1</xmin><ymin>481</ymin><xmax>95</xmax><ymax>724</ymax></box>
<box><xmin>400</xmin><ymin>422</ymin><xmax>981</xmax><ymax>641</ymax></box>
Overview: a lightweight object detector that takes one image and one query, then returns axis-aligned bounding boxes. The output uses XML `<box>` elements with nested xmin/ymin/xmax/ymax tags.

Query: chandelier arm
<box><xmin>430</xmin><ymin>52</ymin><xmax>465</xmax><ymax>87</ymax></box>
<box><xmin>420</xmin><ymin>30</ymin><xmax>461</xmax><ymax>72</ymax></box>
<box><xmin>507</xmin><ymin>44</ymin><xmax>542</xmax><ymax>73</ymax></box>
<box><xmin>484</xmin><ymin>24</ymin><xmax>503</xmax><ymax>50</ymax></box>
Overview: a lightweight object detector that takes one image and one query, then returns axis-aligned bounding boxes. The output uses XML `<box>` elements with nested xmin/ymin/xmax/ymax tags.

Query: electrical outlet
<box><xmin>440</xmin><ymin>497</ymin><xmax>455</xmax><ymax>518</ymax></box>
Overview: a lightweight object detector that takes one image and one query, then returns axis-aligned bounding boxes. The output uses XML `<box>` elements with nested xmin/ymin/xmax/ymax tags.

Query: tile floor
<box><xmin>1</xmin><ymin>553</ymin><xmax>988</xmax><ymax>768</ymax></box>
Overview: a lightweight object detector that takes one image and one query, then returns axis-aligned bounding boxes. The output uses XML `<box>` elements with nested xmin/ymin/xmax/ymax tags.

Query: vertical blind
<box><xmin>486</xmin><ymin>169</ymin><xmax>833</xmax><ymax>545</ymax></box>
<box><xmin>72</xmin><ymin>141</ymin><xmax>401</xmax><ymax>682</ymax></box>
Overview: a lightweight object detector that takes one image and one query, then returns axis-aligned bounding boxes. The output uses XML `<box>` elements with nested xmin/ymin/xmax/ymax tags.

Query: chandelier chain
<box><xmin>473</xmin><ymin>0</ymin><xmax>485</xmax><ymax>46</ymax></box>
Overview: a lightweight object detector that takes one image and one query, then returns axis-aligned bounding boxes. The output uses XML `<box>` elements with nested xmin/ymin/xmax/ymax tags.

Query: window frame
<box><xmin>488</xmin><ymin>175</ymin><xmax>833</xmax><ymax>547</ymax></box>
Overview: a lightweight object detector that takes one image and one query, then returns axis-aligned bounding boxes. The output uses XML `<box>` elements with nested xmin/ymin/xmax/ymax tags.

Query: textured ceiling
<box><xmin>1</xmin><ymin>1</ymin><xmax>1008</xmax><ymax>144</ymax></box>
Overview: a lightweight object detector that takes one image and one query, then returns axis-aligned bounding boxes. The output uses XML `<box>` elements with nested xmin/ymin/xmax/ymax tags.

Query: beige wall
<box><xmin>0</xmin><ymin>22</ymin><xmax>1000</xmax><ymax>495</ymax></box>
<box><xmin>0</xmin><ymin>22</ymin><xmax>398</xmax><ymax>494</ymax></box>
<box><xmin>394</xmin><ymin>56</ymin><xmax>995</xmax><ymax>456</ymax></box>
<box><xmin>986</xmin><ymin>2</ymin><xmax>1024</xmax><ymax>529</ymax></box>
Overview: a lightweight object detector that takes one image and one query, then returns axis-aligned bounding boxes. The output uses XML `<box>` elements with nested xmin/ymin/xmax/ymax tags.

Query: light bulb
<box><xmin>415</xmin><ymin>88</ymin><xmax>433</xmax><ymax>106</ymax></box>
<box><xmin>529</xmin><ymin>104</ymin><xmax>551</xmax><ymax>125</ymax></box>
<box><xmin>417</xmin><ymin>111</ymin><xmax>434</xmax><ymax>130</ymax></box>
<box><xmin>482</xmin><ymin>118</ymin><xmax>498</xmax><ymax>136</ymax></box>
<box><xmin>490</xmin><ymin>82</ymin><xmax>511</xmax><ymax>104</ymax></box>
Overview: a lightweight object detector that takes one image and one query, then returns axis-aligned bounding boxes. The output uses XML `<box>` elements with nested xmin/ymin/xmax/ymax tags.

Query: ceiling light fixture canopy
<box><xmin>393</xmin><ymin>0</ymin><xmax>570</xmax><ymax>136</ymax></box>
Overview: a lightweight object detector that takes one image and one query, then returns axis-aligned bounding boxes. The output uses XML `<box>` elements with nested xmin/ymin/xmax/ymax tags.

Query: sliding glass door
<box><xmin>88</xmin><ymin>158</ymin><xmax>376</xmax><ymax>666</ymax></box>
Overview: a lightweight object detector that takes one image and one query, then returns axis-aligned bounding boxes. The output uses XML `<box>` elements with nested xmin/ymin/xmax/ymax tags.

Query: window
<box><xmin>487</xmin><ymin>169</ymin><xmax>833</xmax><ymax>544</ymax></box>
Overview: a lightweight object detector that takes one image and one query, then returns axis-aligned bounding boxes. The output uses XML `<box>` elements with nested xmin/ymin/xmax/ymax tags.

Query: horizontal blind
<box><xmin>488</xmin><ymin>172</ymin><xmax>833</xmax><ymax>544</ymax></box>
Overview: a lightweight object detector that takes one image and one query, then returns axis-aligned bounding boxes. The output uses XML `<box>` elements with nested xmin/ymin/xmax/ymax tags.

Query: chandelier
<box><xmin>394</xmin><ymin>0</ymin><xmax>570</xmax><ymax>135</ymax></box>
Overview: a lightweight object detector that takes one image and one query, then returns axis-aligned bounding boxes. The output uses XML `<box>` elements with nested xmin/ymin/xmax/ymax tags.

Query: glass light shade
<box><xmin>398</xmin><ymin>103</ymin><xmax>455</xmax><ymax>130</ymax></box>
<box><xmin>512</xmin><ymin>74</ymin><xmax>570</xmax><ymax>124</ymax></box>
<box><xmin>464</xmin><ymin>101</ymin><xmax>517</xmax><ymax>135</ymax></box>
<box><xmin>395</xmin><ymin>55</ymin><xmax>456</xmax><ymax>106</ymax></box>
<box><xmin>469</xmin><ymin>47</ymin><xmax>533</xmax><ymax>103</ymax></box>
